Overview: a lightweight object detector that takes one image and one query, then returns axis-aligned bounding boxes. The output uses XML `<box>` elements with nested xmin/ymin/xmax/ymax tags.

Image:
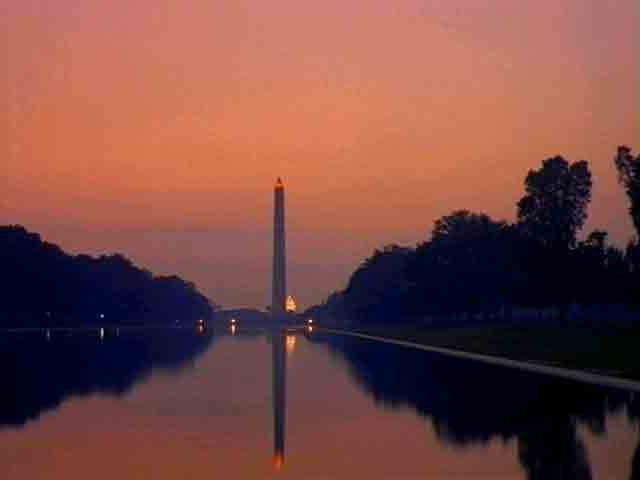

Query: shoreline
<box><xmin>320</xmin><ymin>327</ymin><xmax>640</xmax><ymax>393</ymax></box>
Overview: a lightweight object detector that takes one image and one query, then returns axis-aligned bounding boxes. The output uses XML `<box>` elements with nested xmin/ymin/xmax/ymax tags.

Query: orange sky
<box><xmin>5</xmin><ymin>0</ymin><xmax>639</xmax><ymax>308</ymax></box>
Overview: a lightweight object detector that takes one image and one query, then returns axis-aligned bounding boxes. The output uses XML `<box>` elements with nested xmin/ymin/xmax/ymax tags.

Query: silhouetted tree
<box><xmin>613</xmin><ymin>146</ymin><xmax>640</xmax><ymax>310</ymax></box>
<box><xmin>307</xmin><ymin>148</ymin><xmax>640</xmax><ymax>325</ymax></box>
<box><xmin>572</xmin><ymin>231</ymin><xmax>628</xmax><ymax>307</ymax></box>
<box><xmin>627</xmin><ymin>242</ymin><xmax>640</xmax><ymax>274</ymax></box>
<box><xmin>516</xmin><ymin>157</ymin><xmax>592</xmax><ymax>318</ymax></box>
<box><xmin>303</xmin><ymin>291</ymin><xmax>349</xmax><ymax>326</ymax></box>
<box><xmin>0</xmin><ymin>225</ymin><xmax>216</xmax><ymax>327</ymax></box>
<box><xmin>517</xmin><ymin>156</ymin><xmax>592</xmax><ymax>251</ymax></box>
<box><xmin>615</xmin><ymin>146</ymin><xmax>640</xmax><ymax>237</ymax></box>
<box><xmin>408</xmin><ymin>210</ymin><xmax>519</xmax><ymax>320</ymax></box>
<box><xmin>343</xmin><ymin>245</ymin><xmax>412</xmax><ymax>322</ymax></box>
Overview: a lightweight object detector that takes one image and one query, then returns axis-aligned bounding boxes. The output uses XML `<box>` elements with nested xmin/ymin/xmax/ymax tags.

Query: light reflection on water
<box><xmin>0</xmin><ymin>327</ymin><xmax>638</xmax><ymax>479</ymax></box>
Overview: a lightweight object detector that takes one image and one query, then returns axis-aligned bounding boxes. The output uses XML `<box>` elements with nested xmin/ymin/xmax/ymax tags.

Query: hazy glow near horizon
<box><xmin>5</xmin><ymin>0</ymin><xmax>638</xmax><ymax>309</ymax></box>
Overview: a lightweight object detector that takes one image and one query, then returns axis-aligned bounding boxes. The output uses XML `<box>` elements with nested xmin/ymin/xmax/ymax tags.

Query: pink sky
<box><xmin>5</xmin><ymin>0</ymin><xmax>639</xmax><ymax>308</ymax></box>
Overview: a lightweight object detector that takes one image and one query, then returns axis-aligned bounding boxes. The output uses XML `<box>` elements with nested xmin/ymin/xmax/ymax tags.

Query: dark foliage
<box><xmin>342</xmin><ymin>245</ymin><xmax>413</xmax><ymax>322</ymax></box>
<box><xmin>572</xmin><ymin>231</ymin><xmax>628</xmax><ymax>306</ymax></box>
<box><xmin>305</xmin><ymin>290</ymin><xmax>347</xmax><ymax>323</ymax></box>
<box><xmin>517</xmin><ymin>156</ymin><xmax>592</xmax><ymax>251</ymax></box>
<box><xmin>407</xmin><ymin>210</ymin><xmax>519</xmax><ymax>319</ymax></box>
<box><xmin>615</xmin><ymin>146</ymin><xmax>640</xmax><ymax>238</ymax></box>
<box><xmin>333</xmin><ymin>211</ymin><xmax>634</xmax><ymax>324</ymax></box>
<box><xmin>309</xmin><ymin>148</ymin><xmax>640</xmax><ymax>324</ymax></box>
<box><xmin>0</xmin><ymin>226</ymin><xmax>215</xmax><ymax>327</ymax></box>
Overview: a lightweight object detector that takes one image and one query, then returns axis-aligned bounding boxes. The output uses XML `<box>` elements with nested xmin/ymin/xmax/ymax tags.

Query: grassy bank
<box><xmin>350</xmin><ymin>324</ymin><xmax>640</xmax><ymax>381</ymax></box>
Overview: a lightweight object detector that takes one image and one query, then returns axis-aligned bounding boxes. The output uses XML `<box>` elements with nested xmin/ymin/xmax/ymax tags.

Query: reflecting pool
<box><xmin>1</xmin><ymin>327</ymin><xmax>638</xmax><ymax>479</ymax></box>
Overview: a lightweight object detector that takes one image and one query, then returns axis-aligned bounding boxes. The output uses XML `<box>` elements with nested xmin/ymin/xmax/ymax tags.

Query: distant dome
<box><xmin>285</xmin><ymin>295</ymin><xmax>296</xmax><ymax>313</ymax></box>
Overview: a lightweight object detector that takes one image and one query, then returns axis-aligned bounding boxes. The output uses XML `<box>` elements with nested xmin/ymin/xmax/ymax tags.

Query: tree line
<box><xmin>0</xmin><ymin>226</ymin><xmax>216</xmax><ymax>327</ymax></box>
<box><xmin>308</xmin><ymin>146</ymin><xmax>640</xmax><ymax>324</ymax></box>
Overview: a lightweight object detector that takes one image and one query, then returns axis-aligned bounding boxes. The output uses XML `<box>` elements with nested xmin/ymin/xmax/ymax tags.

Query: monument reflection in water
<box><xmin>1</xmin><ymin>326</ymin><xmax>639</xmax><ymax>478</ymax></box>
<box><xmin>271</xmin><ymin>329</ymin><xmax>287</xmax><ymax>470</ymax></box>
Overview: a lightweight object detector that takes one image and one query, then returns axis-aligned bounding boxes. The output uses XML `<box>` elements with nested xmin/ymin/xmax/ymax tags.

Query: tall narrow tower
<box><xmin>272</xmin><ymin>178</ymin><xmax>286</xmax><ymax>316</ymax></box>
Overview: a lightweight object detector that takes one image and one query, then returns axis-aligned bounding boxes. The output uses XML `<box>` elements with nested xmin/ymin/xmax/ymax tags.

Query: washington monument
<box><xmin>272</xmin><ymin>178</ymin><xmax>286</xmax><ymax>316</ymax></box>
